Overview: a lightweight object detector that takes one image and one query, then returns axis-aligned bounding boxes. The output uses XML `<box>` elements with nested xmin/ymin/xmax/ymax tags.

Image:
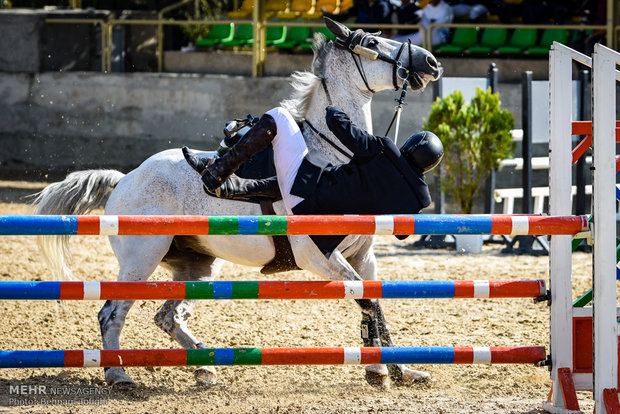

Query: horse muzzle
<box><xmin>407</xmin><ymin>58</ymin><xmax>442</xmax><ymax>90</ymax></box>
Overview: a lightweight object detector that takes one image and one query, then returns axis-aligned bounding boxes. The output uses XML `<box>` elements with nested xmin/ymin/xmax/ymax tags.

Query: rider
<box><xmin>182</xmin><ymin>105</ymin><xmax>442</xmax><ymax>222</ymax></box>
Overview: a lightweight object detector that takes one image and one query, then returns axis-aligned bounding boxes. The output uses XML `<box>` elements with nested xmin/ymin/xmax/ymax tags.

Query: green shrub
<box><xmin>424</xmin><ymin>87</ymin><xmax>515</xmax><ymax>214</ymax></box>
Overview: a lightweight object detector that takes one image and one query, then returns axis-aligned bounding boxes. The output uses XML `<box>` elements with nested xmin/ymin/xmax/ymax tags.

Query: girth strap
<box><xmin>259</xmin><ymin>200</ymin><xmax>301</xmax><ymax>274</ymax></box>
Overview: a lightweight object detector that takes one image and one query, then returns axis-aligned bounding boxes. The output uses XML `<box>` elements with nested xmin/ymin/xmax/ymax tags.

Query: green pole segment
<box><xmin>187</xmin><ymin>348</ymin><xmax>262</xmax><ymax>365</ymax></box>
<box><xmin>185</xmin><ymin>281</ymin><xmax>260</xmax><ymax>299</ymax></box>
<box><xmin>573</xmin><ymin>289</ymin><xmax>593</xmax><ymax>308</ymax></box>
<box><xmin>186</xmin><ymin>282</ymin><xmax>214</xmax><ymax>299</ymax></box>
<box><xmin>258</xmin><ymin>216</ymin><xmax>288</xmax><ymax>235</ymax></box>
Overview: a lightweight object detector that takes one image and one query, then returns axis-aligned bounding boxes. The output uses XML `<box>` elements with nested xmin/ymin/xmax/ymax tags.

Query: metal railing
<box><xmin>428</xmin><ymin>22</ymin><xmax>608</xmax><ymax>52</ymax></box>
<box><xmin>44</xmin><ymin>16</ymin><xmax>618</xmax><ymax>77</ymax></box>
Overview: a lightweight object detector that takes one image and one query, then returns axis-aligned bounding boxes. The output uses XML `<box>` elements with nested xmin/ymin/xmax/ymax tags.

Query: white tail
<box><xmin>31</xmin><ymin>170</ymin><xmax>125</xmax><ymax>280</ymax></box>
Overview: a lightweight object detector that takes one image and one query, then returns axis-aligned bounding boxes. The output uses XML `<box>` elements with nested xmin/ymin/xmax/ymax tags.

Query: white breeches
<box><xmin>265</xmin><ymin>107</ymin><xmax>308</xmax><ymax>214</ymax></box>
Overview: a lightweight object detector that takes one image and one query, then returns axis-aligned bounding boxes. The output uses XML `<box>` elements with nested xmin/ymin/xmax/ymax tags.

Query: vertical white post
<box><xmin>592</xmin><ymin>43</ymin><xmax>618</xmax><ymax>414</ymax></box>
<box><xmin>548</xmin><ymin>41</ymin><xmax>576</xmax><ymax>410</ymax></box>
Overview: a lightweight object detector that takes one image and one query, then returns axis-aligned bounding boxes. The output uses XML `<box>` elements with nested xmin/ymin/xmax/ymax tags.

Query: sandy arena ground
<box><xmin>0</xmin><ymin>181</ymin><xmax>600</xmax><ymax>413</ymax></box>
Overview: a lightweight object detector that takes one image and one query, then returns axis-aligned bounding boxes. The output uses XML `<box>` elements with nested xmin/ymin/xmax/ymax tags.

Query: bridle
<box><xmin>304</xmin><ymin>30</ymin><xmax>419</xmax><ymax>158</ymax></box>
<box><xmin>333</xmin><ymin>29</ymin><xmax>412</xmax><ymax>93</ymax></box>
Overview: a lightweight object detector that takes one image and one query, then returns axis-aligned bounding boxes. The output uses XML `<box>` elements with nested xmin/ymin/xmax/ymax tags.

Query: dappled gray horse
<box><xmin>33</xmin><ymin>18</ymin><xmax>441</xmax><ymax>388</ymax></box>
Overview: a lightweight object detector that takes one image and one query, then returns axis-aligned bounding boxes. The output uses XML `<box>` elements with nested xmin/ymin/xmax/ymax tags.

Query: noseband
<box><xmin>334</xmin><ymin>29</ymin><xmax>410</xmax><ymax>92</ymax></box>
<box><xmin>306</xmin><ymin>30</ymin><xmax>415</xmax><ymax>159</ymax></box>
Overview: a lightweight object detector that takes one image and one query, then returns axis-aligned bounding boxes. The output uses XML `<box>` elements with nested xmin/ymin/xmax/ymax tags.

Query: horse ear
<box><xmin>323</xmin><ymin>16</ymin><xmax>350</xmax><ymax>40</ymax></box>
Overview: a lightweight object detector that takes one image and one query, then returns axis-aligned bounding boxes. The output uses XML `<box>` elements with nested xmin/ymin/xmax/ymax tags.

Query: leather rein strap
<box><xmin>259</xmin><ymin>200</ymin><xmax>301</xmax><ymax>274</ymax></box>
<box><xmin>302</xmin><ymin>78</ymin><xmax>352</xmax><ymax>160</ymax></box>
<box><xmin>304</xmin><ymin>33</ymin><xmax>413</xmax><ymax>160</ymax></box>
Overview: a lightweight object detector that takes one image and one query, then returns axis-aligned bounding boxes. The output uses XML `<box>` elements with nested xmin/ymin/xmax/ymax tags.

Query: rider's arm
<box><xmin>325</xmin><ymin>106</ymin><xmax>384</xmax><ymax>157</ymax></box>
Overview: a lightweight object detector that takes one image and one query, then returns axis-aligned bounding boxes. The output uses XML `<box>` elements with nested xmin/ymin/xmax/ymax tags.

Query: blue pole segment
<box><xmin>0</xmin><ymin>215</ymin><xmax>77</xmax><ymax>235</ymax></box>
<box><xmin>0</xmin><ymin>281</ymin><xmax>61</xmax><ymax>300</ymax></box>
<box><xmin>0</xmin><ymin>350</ymin><xmax>65</xmax><ymax>367</ymax></box>
<box><xmin>214</xmin><ymin>348</ymin><xmax>235</xmax><ymax>365</ymax></box>
<box><xmin>381</xmin><ymin>281</ymin><xmax>455</xmax><ymax>298</ymax></box>
<box><xmin>380</xmin><ymin>347</ymin><xmax>455</xmax><ymax>364</ymax></box>
<box><xmin>213</xmin><ymin>282</ymin><xmax>233</xmax><ymax>299</ymax></box>
<box><xmin>414</xmin><ymin>215</ymin><xmax>493</xmax><ymax>235</ymax></box>
<box><xmin>238</xmin><ymin>216</ymin><xmax>259</xmax><ymax>235</ymax></box>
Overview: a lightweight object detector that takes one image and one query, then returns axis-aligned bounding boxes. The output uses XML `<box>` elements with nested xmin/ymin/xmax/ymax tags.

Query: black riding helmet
<box><xmin>400</xmin><ymin>131</ymin><xmax>444</xmax><ymax>173</ymax></box>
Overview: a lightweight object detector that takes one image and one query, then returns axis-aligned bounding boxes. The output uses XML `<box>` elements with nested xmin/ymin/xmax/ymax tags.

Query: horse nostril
<box><xmin>426</xmin><ymin>55</ymin><xmax>438</xmax><ymax>71</ymax></box>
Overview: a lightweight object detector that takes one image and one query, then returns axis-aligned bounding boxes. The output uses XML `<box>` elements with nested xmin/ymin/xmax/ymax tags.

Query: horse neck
<box><xmin>303</xmin><ymin>60</ymin><xmax>374</xmax><ymax>164</ymax></box>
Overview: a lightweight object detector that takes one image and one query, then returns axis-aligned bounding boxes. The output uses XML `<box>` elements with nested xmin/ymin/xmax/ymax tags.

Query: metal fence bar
<box><xmin>42</xmin><ymin>18</ymin><xmax>620</xmax><ymax>75</ymax></box>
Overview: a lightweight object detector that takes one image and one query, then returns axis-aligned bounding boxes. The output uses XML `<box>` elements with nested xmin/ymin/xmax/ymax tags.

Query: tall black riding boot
<box><xmin>215</xmin><ymin>175</ymin><xmax>281</xmax><ymax>200</ymax></box>
<box><xmin>183</xmin><ymin>114</ymin><xmax>277</xmax><ymax>192</ymax></box>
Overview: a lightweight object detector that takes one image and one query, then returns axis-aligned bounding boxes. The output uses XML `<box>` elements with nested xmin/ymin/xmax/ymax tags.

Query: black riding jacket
<box><xmin>291</xmin><ymin>106</ymin><xmax>431</xmax><ymax>216</ymax></box>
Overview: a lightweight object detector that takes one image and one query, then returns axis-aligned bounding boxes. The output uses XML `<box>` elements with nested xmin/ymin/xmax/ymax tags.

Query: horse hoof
<box><xmin>105</xmin><ymin>368</ymin><xmax>136</xmax><ymax>387</ymax></box>
<box><xmin>194</xmin><ymin>366</ymin><xmax>217</xmax><ymax>387</ymax></box>
<box><xmin>399</xmin><ymin>367</ymin><xmax>433</xmax><ymax>386</ymax></box>
<box><xmin>365</xmin><ymin>365</ymin><xmax>390</xmax><ymax>389</ymax></box>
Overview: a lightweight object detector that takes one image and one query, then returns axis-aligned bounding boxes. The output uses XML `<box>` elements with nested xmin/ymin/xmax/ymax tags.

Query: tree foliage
<box><xmin>424</xmin><ymin>87</ymin><xmax>515</xmax><ymax>214</ymax></box>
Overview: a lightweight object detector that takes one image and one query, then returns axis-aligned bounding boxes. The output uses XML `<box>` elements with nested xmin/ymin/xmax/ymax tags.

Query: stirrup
<box><xmin>223</xmin><ymin>114</ymin><xmax>259</xmax><ymax>141</ymax></box>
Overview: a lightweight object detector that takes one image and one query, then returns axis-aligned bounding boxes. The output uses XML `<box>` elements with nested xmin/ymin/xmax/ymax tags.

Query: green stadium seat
<box><xmin>526</xmin><ymin>29</ymin><xmax>569</xmax><ymax>55</ymax></box>
<box><xmin>195</xmin><ymin>24</ymin><xmax>235</xmax><ymax>47</ymax></box>
<box><xmin>273</xmin><ymin>26</ymin><xmax>312</xmax><ymax>49</ymax></box>
<box><xmin>496</xmin><ymin>28</ymin><xmax>538</xmax><ymax>54</ymax></box>
<box><xmin>435</xmin><ymin>27</ymin><xmax>478</xmax><ymax>54</ymax></box>
<box><xmin>247</xmin><ymin>26</ymin><xmax>288</xmax><ymax>46</ymax></box>
<box><xmin>220</xmin><ymin>24</ymin><xmax>254</xmax><ymax>48</ymax></box>
<box><xmin>466</xmin><ymin>28</ymin><xmax>508</xmax><ymax>54</ymax></box>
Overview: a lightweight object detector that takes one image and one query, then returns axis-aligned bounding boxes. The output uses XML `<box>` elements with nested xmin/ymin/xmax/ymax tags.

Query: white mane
<box><xmin>279</xmin><ymin>34</ymin><xmax>332</xmax><ymax>121</ymax></box>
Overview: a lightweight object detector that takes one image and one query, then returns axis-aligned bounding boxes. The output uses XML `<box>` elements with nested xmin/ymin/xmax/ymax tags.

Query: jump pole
<box><xmin>0</xmin><ymin>214</ymin><xmax>588</xmax><ymax>236</ymax></box>
<box><xmin>0</xmin><ymin>280</ymin><xmax>546</xmax><ymax>300</ymax></box>
<box><xmin>0</xmin><ymin>346</ymin><xmax>547</xmax><ymax>368</ymax></box>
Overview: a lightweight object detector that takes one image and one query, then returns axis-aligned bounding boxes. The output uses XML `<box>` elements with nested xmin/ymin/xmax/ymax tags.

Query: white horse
<box><xmin>32</xmin><ymin>18</ymin><xmax>441</xmax><ymax>388</ymax></box>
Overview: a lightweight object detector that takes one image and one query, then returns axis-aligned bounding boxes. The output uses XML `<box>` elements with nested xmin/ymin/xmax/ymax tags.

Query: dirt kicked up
<box><xmin>0</xmin><ymin>193</ymin><xmax>598</xmax><ymax>413</ymax></box>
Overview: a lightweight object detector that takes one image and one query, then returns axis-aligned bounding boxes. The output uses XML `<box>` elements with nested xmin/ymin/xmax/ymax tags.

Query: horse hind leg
<box><xmin>154</xmin><ymin>238</ymin><xmax>223</xmax><ymax>387</ymax></box>
<box><xmin>99</xmin><ymin>299</ymin><xmax>137</xmax><ymax>386</ymax></box>
<box><xmin>100</xmin><ymin>235</ymin><xmax>174</xmax><ymax>387</ymax></box>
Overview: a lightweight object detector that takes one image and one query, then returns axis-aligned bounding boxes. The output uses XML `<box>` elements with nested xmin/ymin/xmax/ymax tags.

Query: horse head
<box><xmin>324</xmin><ymin>17</ymin><xmax>441</xmax><ymax>93</ymax></box>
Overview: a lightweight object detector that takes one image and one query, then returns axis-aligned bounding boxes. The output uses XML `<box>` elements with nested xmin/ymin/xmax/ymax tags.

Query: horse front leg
<box><xmin>346</xmin><ymin>240</ymin><xmax>431</xmax><ymax>387</ymax></box>
<box><xmin>366</xmin><ymin>299</ymin><xmax>432</xmax><ymax>385</ymax></box>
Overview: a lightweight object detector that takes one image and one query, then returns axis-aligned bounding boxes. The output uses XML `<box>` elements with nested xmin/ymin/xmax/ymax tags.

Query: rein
<box><xmin>304</xmin><ymin>118</ymin><xmax>352</xmax><ymax>160</ymax></box>
<box><xmin>303</xmin><ymin>78</ymin><xmax>352</xmax><ymax>160</ymax></box>
<box><xmin>305</xmin><ymin>33</ymin><xmax>414</xmax><ymax>157</ymax></box>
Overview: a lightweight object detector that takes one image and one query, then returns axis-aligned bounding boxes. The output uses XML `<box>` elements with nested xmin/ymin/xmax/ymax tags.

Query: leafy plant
<box><xmin>424</xmin><ymin>87</ymin><xmax>515</xmax><ymax>214</ymax></box>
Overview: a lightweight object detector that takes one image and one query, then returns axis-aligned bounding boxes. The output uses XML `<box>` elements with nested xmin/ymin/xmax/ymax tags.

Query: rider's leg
<box><xmin>184</xmin><ymin>113</ymin><xmax>277</xmax><ymax>192</ymax></box>
<box><xmin>214</xmin><ymin>175</ymin><xmax>281</xmax><ymax>200</ymax></box>
<box><xmin>184</xmin><ymin>107</ymin><xmax>306</xmax><ymax>211</ymax></box>
<box><xmin>216</xmin><ymin>106</ymin><xmax>307</xmax><ymax>202</ymax></box>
